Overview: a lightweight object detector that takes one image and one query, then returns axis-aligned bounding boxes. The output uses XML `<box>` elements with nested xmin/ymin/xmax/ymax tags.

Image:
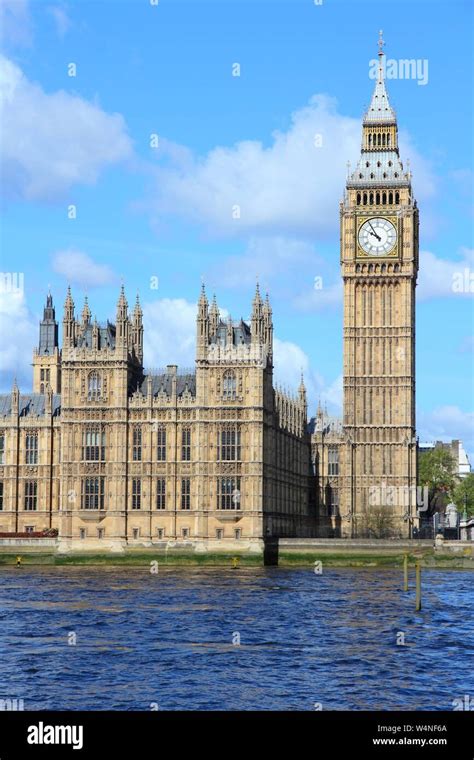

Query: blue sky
<box><xmin>0</xmin><ymin>0</ymin><xmax>473</xmax><ymax>456</ymax></box>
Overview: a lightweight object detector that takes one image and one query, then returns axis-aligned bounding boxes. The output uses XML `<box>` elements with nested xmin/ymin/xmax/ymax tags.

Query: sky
<box><xmin>0</xmin><ymin>0</ymin><xmax>473</xmax><ymax>458</ymax></box>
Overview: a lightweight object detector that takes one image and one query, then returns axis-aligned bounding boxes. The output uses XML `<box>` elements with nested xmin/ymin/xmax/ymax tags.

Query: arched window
<box><xmin>387</xmin><ymin>133</ymin><xmax>391</xmax><ymax>147</ymax></box>
<box><xmin>363</xmin><ymin>192</ymin><xmax>367</xmax><ymax>205</ymax></box>
<box><xmin>369</xmin><ymin>192</ymin><xmax>374</xmax><ymax>204</ymax></box>
<box><xmin>376</xmin><ymin>192</ymin><xmax>380</xmax><ymax>205</ymax></box>
<box><xmin>356</xmin><ymin>192</ymin><xmax>361</xmax><ymax>205</ymax></box>
<box><xmin>368</xmin><ymin>134</ymin><xmax>372</xmax><ymax>147</ymax></box>
<box><xmin>382</xmin><ymin>134</ymin><xmax>386</xmax><ymax>146</ymax></box>
<box><xmin>382</xmin><ymin>192</ymin><xmax>387</xmax><ymax>204</ymax></box>
<box><xmin>377</xmin><ymin>133</ymin><xmax>381</xmax><ymax>146</ymax></box>
<box><xmin>395</xmin><ymin>192</ymin><xmax>400</xmax><ymax>204</ymax></box>
<box><xmin>223</xmin><ymin>371</ymin><xmax>237</xmax><ymax>400</ymax></box>
<box><xmin>389</xmin><ymin>192</ymin><xmax>393</xmax><ymax>204</ymax></box>
<box><xmin>40</xmin><ymin>383</ymin><xmax>44</xmax><ymax>393</ymax></box>
<box><xmin>87</xmin><ymin>372</ymin><xmax>102</xmax><ymax>400</ymax></box>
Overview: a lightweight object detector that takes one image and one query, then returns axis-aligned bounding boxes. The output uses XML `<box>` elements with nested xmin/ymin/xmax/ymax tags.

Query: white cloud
<box><xmin>418</xmin><ymin>248</ymin><xmax>474</xmax><ymax>300</ymax></box>
<box><xmin>0</xmin><ymin>288</ymin><xmax>36</xmax><ymax>390</ymax></box>
<box><xmin>47</xmin><ymin>5</ymin><xmax>71</xmax><ymax>38</ymax></box>
<box><xmin>0</xmin><ymin>0</ymin><xmax>32</xmax><ymax>48</ymax></box>
<box><xmin>294</xmin><ymin>279</ymin><xmax>343</xmax><ymax>311</ymax></box>
<box><xmin>418</xmin><ymin>405</ymin><xmax>474</xmax><ymax>465</ymax></box>
<box><xmin>143</xmin><ymin>298</ymin><xmax>197</xmax><ymax>369</ymax></box>
<box><xmin>52</xmin><ymin>250</ymin><xmax>116</xmax><ymax>288</ymax></box>
<box><xmin>0</xmin><ymin>55</ymin><xmax>133</xmax><ymax>201</ymax></box>
<box><xmin>209</xmin><ymin>236</ymin><xmax>317</xmax><ymax>290</ymax></box>
<box><xmin>147</xmin><ymin>94</ymin><xmax>435</xmax><ymax>239</ymax></box>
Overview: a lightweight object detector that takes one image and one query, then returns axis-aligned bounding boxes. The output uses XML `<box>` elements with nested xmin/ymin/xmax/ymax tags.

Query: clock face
<box><xmin>358</xmin><ymin>217</ymin><xmax>397</xmax><ymax>256</ymax></box>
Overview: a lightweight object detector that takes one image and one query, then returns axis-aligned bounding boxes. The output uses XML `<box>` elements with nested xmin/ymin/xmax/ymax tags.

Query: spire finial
<box><xmin>378</xmin><ymin>29</ymin><xmax>385</xmax><ymax>57</ymax></box>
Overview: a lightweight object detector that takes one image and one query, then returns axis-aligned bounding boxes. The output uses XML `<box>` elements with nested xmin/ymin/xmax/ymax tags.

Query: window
<box><xmin>25</xmin><ymin>525</ymin><xmax>35</xmax><ymax>534</ymax></box>
<box><xmin>25</xmin><ymin>434</ymin><xmax>38</xmax><ymax>464</ymax></box>
<box><xmin>81</xmin><ymin>477</ymin><xmax>105</xmax><ymax>510</ymax></box>
<box><xmin>156</xmin><ymin>478</ymin><xmax>166</xmax><ymax>510</ymax></box>
<box><xmin>98</xmin><ymin>528</ymin><xmax>104</xmax><ymax>539</ymax></box>
<box><xmin>217</xmin><ymin>477</ymin><xmax>241</xmax><ymax>510</ymax></box>
<box><xmin>234</xmin><ymin>528</ymin><xmax>241</xmax><ymax>539</ymax></box>
<box><xmin>181</xmin><ymin>428</ymin><xmax>191</xmax><ymax>461</ymax></box>
<box><xmin>83</xmin><ymin>428</ymin><xmax>105</xmax><ymax>461</ymax></box>
<box><xmin>218</xmin><ymin>427</ymin><xmax>241</xmax><ymax>461</ymax></box>
<box><xmin>87</xmin><ymin>371</ymin><xmax>102</xmax><ymax>400</ymax></box>
<box><xmin>0</xmin><ymin>433</ymin><xmax>4</xmax><ymax>464</ymax></box>
<box><xmin>156</xmin><ymin>427</ymin><xmax>166</xmax><ymax>461</ymax></box>
<box><xmin>182</xmin><ymin>528</ymin><xmax>189</xmax><ymax>539</ymax></box>
<box><xmin>79</xmin><ymin>528</ymin><xmax>86</xmax><ymax>540</ymax></box>
<box><xmin>328</xmin><ymin>448</ymin><xmax>339</xmax><ymax>476</ymax></box>
<box><xmin>133</xmin><ymin>427</ymin><xmax>142</xmax><ymax>461</ymax></box>
<box><xmin>223</xmin><ymin>371</ymin><xmax>237</xmax><ymax>400</ymax></box>
<box><xmin>132</xmin><ymin>479</ymin><xmax>141</xmax><ymax>510</ymax></box>
<box><xmin>132</xmin><ymin>528</ymin><xmax>139</xmax><ymax>540</ymax></box>
<box><xmin>24</xmin><ymin>481</ymin><xmax>37</xmax><ymax>511</ymax></box>
<box><xmin>0</xmin><ymin>481</ymin><xmax>3</xmax><ymax>510</ymax></box>
<box><xmin>216</xmin><ymin>529</ymin><xmax>223</xmax><ymax>540</ymax></box>
<box><xmin>40</xmin><ymin>369</ymin><xmax>44</xmax><ymax>381</ymax></box>
<box><xmin>157</xmin><ymin>528</ymin><xmax>164</xmax><ymax>540</ymax></box>
<box><xmin>329</xmin><ymin>489</ymin><xmax>339</xmax><ymax>517</ymax></box>
<box><xmin>181</xmin><ymin>478</ymin><xmax>190</xmax><ymax>510</ymax></box>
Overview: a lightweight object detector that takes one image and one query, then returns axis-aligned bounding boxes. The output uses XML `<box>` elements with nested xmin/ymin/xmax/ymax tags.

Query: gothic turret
<box><xmin>196</xmin><ymin>284</ymin><xmax>209</xmax><ymax>360</ymax></box>
<box><xmin>251</xmin><ymin>282</ymin><xmax>263</xmax><ymax>344</ymax></box>
<box><xmin>81</xmin><ymin>297</ymin><xmax>91</xmax><ymax>327</ymax></box>
<box><xmin>116</xmin><ymin>285</ymin><xmax>129</xmax><ymax>349</ymax></box>
<box><xmin>62</xmin><ymin>287</ymin><xmax>75</xmax><ymax>348</ymax></box>
<box><xmin>132</xmin><ymin>293</ymin><xmax>144</xmax><ymax>363</ymax></box>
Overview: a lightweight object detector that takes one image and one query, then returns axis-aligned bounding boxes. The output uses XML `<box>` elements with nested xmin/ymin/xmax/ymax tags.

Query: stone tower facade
<box><xmin>32</xmin><ymin>293</ymin><xmax>61</xmax><ymax>394</ymax></box>
<box><xmin>339</xmin><ymin>34</ymin><xmax>419</xmax><ymax>537</ymax></box>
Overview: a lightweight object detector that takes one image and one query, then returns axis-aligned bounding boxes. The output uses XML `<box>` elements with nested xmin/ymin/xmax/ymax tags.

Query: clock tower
<box><xmin>340</xmin><ymin>33</ymin><xmax>419</xmax><ymax>537</ymax></box>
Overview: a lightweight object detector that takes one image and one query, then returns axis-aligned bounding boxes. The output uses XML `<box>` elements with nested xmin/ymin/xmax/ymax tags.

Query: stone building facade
<box><xmin>0</xmin><ymin>37</ymin><xmax>420</xmax><ymax>546</ymax></box>
<box><xmin>0</xmin><ymin>285</ymin><xmax>312</xmax><ymax>552</ymax></box>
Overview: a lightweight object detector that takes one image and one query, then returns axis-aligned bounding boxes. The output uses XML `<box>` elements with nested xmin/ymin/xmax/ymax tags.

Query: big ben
<box><xmin>340</xmin><ymin>33</ymin><xmax>419</xmax><ymax>537</ymax></box>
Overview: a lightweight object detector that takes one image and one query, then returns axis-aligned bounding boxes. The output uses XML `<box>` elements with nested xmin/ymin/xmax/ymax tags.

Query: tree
<box><xmin>452</xmin><ymin>473</ymin><xmax>474</xmax><ymax>518</ymax></box>
<box><xmin>358</xmin><ymin>504</ymin><xmax>397</xmax><ymax>538</ymax></box>
<box><xmin>418</xmin><ymin>447</ymin><xmax>457</xmax><ymax>516</ymax></box>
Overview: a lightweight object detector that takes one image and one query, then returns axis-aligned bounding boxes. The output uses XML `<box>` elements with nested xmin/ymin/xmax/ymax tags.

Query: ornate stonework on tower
<box><xmin>32</xmin><ymin>293</ymin><xmax>61</xmax><ymax>394</ymax></box>
<box><xmin>340</xmin><ymin>33</ymin><xmax>419</xmax><ymax>537</ymax></box>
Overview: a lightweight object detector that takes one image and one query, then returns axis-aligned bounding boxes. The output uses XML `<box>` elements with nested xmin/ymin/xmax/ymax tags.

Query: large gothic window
<box><xmin>25</xmin><ymin>434</ymin><xmax>38</xmax><ymax>464</ymax></box>
<box><xmin>87</xmin><ymin>372</ymin><xmax>102</xmax><ymax>400</ymax></box>
<box><xmin>222</xmin><ymin>371</ymin><xmax>237</xmax><ymax>400</ymax></box>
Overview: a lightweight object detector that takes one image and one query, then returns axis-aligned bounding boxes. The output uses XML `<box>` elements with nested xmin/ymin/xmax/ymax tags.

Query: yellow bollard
<box><xmin>16</xmin><ymin>556</ymin><xmax>22</xmax><ymax>567</ymax></box>
<box><xmin>403</xmin><ymin>553</ymin><xmax>408</xmax><ymax>592</ymax></box>
<box><xmin>415</xmin><ymin>561</ymin><xmax>421</xmax><ymax>611</ymax></box>
<box><xmin>232</xmin><ymin>556</ymin><xmax>240</xmax><ymax>569</ymax></box>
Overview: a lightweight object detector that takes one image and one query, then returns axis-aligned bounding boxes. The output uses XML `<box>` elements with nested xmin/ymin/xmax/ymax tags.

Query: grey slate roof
<box><xmin>140</xmin><ymin>372</ymin><xmax>196</xmax><ymax>398</ymax></box>
<box><xmin>210</xmin><ymin>319</ymin><xmax>251</xmax><ymax>347</ymax></box>
<box><xmin>76</xmin><ymin>322</ymin><xmax>116</xmax><ymax>349</ymax></box>
<box><xmin>0</xmin><ymin>394</ymin><xmax>61</xmax><ymax>418</ymax></box>
<box><xmin>347</xmin><ymin>149</ymin><xmax>408</xmax><ymax>188</ymax></box>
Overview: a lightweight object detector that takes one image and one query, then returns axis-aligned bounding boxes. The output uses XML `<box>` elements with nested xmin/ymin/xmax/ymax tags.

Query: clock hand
<box><xmin>367</xmin><ymin>221</ymin><xmax>381</xmax><ymax>241</ymax></box>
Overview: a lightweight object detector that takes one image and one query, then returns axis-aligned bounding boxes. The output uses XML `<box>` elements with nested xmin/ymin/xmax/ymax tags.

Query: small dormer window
<box><xmin>359</xmin><ymin>173</ymin><xmax>363</xmax><ymax>179</ymax></box>
<box><xmin>377</xmin><ymin>161</ymin><xmax>381</xmax><ymax>168</ymax></box>
<box><xmin>383</xmin><ymin>172</ymin><xmax>387</xmax><ymax>179</ymax></box>
<box><xmin>370</xmin><ymin>173</ymin><xmax>374</xmax><ymax>179</ymax></box>
<box><xmin>394</xmin><ymin>172</ymin><xmax>399</xmax><ymax>178</ymax></box>
<box><xmin>388</xmin><ymin>160</ymin><xmax>392</xmax><ymax>167</ymax></box>
<box><xmin>366</xmin><ymin>161</ymin><xmax>370</xmax><ymax>168</ymax></box>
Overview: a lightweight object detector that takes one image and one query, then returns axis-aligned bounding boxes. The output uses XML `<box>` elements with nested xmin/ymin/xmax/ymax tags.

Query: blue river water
<box><xmin>0</xmin><ymin>566</ymin><xmax>472</xmax><ymax>710</ymax></box>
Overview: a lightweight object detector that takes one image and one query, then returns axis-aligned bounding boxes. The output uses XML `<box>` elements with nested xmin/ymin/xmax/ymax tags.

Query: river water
<box><xmin>0</xmin><ymin>566</ymin><xmax>472</xmax><ymax>710</ymax></box>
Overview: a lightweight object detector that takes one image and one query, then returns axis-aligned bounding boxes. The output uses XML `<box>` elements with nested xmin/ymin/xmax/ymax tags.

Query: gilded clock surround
<box><xmin>356</xmin><ymin>215</ymin><xmax>399</xmax><ymax>258</ymax></box>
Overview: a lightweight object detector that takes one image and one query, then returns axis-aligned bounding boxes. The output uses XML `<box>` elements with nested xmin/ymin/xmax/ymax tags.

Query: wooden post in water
<box><xmin>403</xmin><ymin>553</ymin><xmax>409</xmax><ymax>591</ymax></box>
<box><xmin>415</xmin><ymin>561</ymin><xmax>422</xmax><ymax>611</ymax></box>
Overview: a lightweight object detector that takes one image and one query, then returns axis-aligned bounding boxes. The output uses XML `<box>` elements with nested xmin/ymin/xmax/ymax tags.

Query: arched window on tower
<box><xmin>376</xmin><ymin>192</ymin><xmax>380</xmax><ymax>205</ymax></box>
<box><xmin>382</xmin><ymin>133</ymin><xmax>386</xmax><ymax>146</ymax></box>
<box><xmin>223</xmin><ymin>371</ymin><xmax>237</xmax><ymax>400</ymax></box>
<box><xmin>395</xmin><ymin>192</ymin><xmax>400</xmax><ymax>204</ymax></box>
<box><xmin>387</xmin><ymin>133</ymin><xmax>391</xmax><ymax>147</ymax></box>
<box><xmin>368</xmin><ymin>134</ymin><xmax>372</xmax><ymax>147</ymax></box>
<box><xmin>369</xmin><ymin>192</ymin><xmax>374</xmax><ymax>205</ymax></box>
<box><xmin>382</xmin><ymin>192</ymin><xmax>387</xmax><ymax>204</ymax></box>
<box><xmin>377</xmin><ymin>133</ymin><xmax>381</xmax><ymax>146</ymax></box>
<box><xmin>363</xmin><ymin>192</ymin><xmax>368</xmax><ymax>205</ymax></box>
<box><xmin>87</xmin><ymin>371</ymin><xmax>102</xmax><ymax>400</ymax></box>
<box><xmin>356</xmin><ymin>193</ymin><xmax>361</xmax><ymax>205</ymax></box>
<box><xmin>389</xmin><ymin>192</ymin><xmax>393</xmax><ymax>204</ymax></box>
